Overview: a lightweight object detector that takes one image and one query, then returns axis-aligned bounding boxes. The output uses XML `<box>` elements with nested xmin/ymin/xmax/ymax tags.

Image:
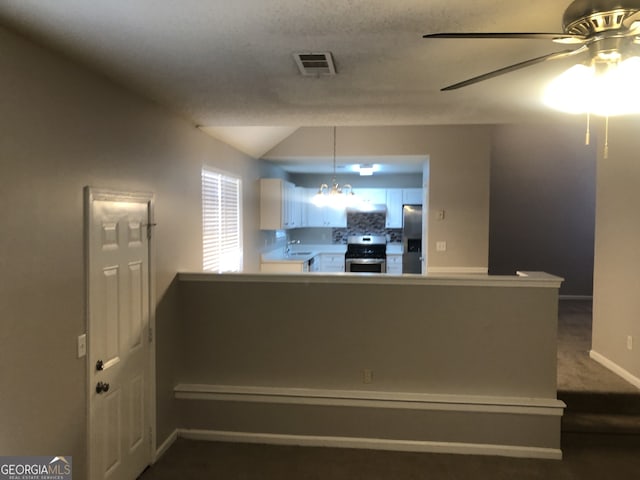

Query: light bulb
<box><xmin>543</xmin><ymin>56</ymin><xmax>640</xmax><ymax>116</ymax></box>
<box><xmin>543</xmin><ymin>64</ymin><xmax>594</xmax><ymax>114</ymax></box>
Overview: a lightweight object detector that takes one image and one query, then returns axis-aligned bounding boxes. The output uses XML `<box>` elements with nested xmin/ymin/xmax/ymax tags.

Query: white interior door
<box><xmin>87</xmin><ymin>188</ymin><xmax>154</xmax><ymax>480</ymax></box>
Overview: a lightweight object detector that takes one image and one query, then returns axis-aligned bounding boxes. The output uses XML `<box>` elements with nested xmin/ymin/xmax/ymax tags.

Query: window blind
<box><xmin>202</xmin><ymin>168</ymin><xmax>242</xmax><ymax>272</ymax></box>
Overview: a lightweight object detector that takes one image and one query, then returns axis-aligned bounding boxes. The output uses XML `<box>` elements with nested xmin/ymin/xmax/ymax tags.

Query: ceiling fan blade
<box><xmin>440</xmin><ymin>46</ymin><xmax>588</xmax><ymax>91</ymax></box>
<box><xmin>622</xmin><ymin>10</ymin><xmax>640</xmax><ymax>29</ymax></box>
<box><xmin>423</xmin><ymin>32</ymin><xmax>586</xmax><ymax>42</ymax></box>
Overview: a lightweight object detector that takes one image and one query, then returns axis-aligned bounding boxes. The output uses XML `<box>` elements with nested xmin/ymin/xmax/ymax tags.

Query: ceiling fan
<box><xmin>424</xmin><ymin>0</ymin><xmax>640</xmax><ymax>93</ymax></box>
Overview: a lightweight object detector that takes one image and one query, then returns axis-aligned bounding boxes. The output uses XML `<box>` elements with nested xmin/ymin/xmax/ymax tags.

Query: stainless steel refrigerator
<box><xmin>402</xmin><ymin>205</ymin><xmax>422</xmax><ymax>274</ymax></box>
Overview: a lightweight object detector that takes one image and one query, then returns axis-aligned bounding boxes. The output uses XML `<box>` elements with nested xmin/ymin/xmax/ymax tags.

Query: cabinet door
<box><xmin>282</xmin><ymin>180</ymin><xmax>301</xmax><ymax>229</ymax></box>
<box><xmin>305</xmin><ymin>188</ymin><xmax>346</xmax><ymax>227</ymax></box>
<box><xmin>319</xmin><ymin>254</ymin><xmax>345</xmax><ymax>272</ymax></box>
<box><xmin>385</xmin><ymin>189</ymin><xmax>403</xmax><ymax>228</ymax></box>
<box><xmin>260</xmin><ymin>178</ymin><xmax>284</xmax><ymax>230</ymax></box>
<box><xmin>324</xmin><ymin>206</ymin><xmax>346</xmax><ymax>227</ymax></box>
<box><xmin>260</xmin><ymin>179</ymin><xmax>302</xmax><ymax>230</ymax></box>
<box><xmin>305</xmin><ymin>188</ymin><xmax>326</xmax><ymax>227</ymax></box>
<box><xmin>357</xmin><ymin>188</ymin><xmax>386</xmax><ymax>204</ymax></box>
<box><xmin>295</xmin><ymin>187</ymin><xmax>306</xmax><ymax>227</ymax></box>
<box><xmin>386</xmin><ymin>254</ymin><xmax>403</xmax><ymax>274</ymax></box>
<box><xmin>402</xmin><ymin>188</ymin><xmax>423</xmax><ymax>205</ymax></box>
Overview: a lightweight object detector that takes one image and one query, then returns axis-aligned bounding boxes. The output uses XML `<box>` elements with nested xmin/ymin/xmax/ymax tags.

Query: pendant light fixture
<box><xmin>312</xmin><ymin>127</ymin><xmax>355</xmax><ymax>208</ymax></box>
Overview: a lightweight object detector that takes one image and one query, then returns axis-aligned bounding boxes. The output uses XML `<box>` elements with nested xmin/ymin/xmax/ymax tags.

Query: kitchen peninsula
<box><xmin>174</xmin><ymin>270</ymin><xmax>565</xmax><ymax>459</ymax></box>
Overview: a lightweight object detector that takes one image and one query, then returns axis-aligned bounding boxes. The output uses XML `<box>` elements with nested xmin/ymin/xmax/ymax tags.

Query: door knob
<box><xmin>96</xmin><ymin>381</ymin><xmax>110</xmax><ymax>394</ymax></box>
<box><xmin>96</xmin><ymin>360</ymin><xmax>104</xmax><ymax>371</ymax></box>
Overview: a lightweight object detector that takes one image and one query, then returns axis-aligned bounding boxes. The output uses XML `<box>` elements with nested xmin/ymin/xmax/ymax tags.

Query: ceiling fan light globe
<box><xmin>591</xmin><ymin>56</ymin><xmax>640</xmax><ymax>115</ymax></box>
<box><xmin>543</xmin><ymin>64</ymin><xmax>594</xmax><ymax>114</ymax></box>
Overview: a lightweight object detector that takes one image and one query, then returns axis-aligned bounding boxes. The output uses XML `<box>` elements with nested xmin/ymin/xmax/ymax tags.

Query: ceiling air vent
<box><xmin>293</xmin><ymin>52</ymin><xmax>336</xmax><ymax>76</ymax></box>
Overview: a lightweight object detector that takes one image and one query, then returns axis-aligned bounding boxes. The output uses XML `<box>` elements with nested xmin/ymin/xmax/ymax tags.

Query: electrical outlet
<box><xmin>436</xmin><ymin>241</ymin><xmax>447</xmax><ymax>252</ymax></box>
<box><xmin>363</xmin><ymin>369</ymin><xmax>373</xmax><ymax>384</ymax></box>
<box><xmin>437</xmin><ymin>209</ymin><xmax>446</xmax><ymax>220</ymax></box>
<box><xmin>627</xmin><ymin>336</ymin><xmax>633</xmax><ymax>351</ymax></box>
<box><xmin>77</xmin><ymin>334</ymin><xmax>87</xmax><ymax>358</ymax></box>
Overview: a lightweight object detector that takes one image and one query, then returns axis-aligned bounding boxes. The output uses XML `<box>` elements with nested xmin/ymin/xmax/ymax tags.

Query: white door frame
<box><xmin>84</xmin><ymin>186</ymin><xmax>157</xmax><ymax>480</ymax></box>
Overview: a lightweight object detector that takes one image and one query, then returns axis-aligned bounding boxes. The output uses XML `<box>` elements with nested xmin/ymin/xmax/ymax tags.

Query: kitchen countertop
<box><xmin>261</xmin><ymin>243</ymin><xmax>403</xmax><ymax>263</ymax></box>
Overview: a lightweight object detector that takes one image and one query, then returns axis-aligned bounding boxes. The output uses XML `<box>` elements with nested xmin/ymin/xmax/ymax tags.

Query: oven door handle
<box><xmin>346</xmin><ymin>258</ymin><xmax>385</xmax><ymax>264</ymax></box>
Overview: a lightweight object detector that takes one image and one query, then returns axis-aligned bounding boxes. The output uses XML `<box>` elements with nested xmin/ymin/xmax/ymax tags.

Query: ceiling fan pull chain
<box><xmin>585</xmin><ymin>112</ymin><xmax>591</xmax><ymax>146</ymax></box>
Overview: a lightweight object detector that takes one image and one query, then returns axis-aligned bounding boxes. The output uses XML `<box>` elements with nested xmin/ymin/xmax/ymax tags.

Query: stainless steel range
<box><xmin>345</xmin><ymin>235</ymin><xmax>387</xmax><ymax>273</ymax></box>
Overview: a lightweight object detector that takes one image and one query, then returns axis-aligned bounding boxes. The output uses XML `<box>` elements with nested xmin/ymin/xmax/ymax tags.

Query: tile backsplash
<box><xmin>332</xmin><ymin>212</ymin><xmax>402</xmax><ymax>244</ymax></box>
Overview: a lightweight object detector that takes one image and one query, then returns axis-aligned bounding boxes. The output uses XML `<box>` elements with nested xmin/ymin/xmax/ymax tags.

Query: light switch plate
<box><xmin>77</xmin><ymin>334</ymin><xmax>87</xmax><ymax>358</ymax></box>
<box><xmin>436</xmin><ymin>241</ymin><xmax>447</xmax><ymax>252</ymax></box>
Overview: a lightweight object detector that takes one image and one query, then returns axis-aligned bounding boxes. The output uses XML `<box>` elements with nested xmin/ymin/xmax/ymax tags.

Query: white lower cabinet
<box><xmin>318</xmin><ymin>253</ymin><xmax>345</xmax><ymax>273</ymax></box>
<box><xmin>386</xmin><ymin>254</ymin><xmax>402</xmax><ymax>274</ymax></box>
<box><xmin>260</xmin><ymin>261</ymin><xmax>308</xmax><ymax>273</ymax></box>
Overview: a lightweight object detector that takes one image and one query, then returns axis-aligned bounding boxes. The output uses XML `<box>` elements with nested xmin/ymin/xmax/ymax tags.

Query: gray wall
<box><xmin>592</xmin><ymin>117</ymin><xmax>640</xmax><ymax>382</ymax></box>
<box><xmin>0</xmin><ymin>25</ymin><xmax>270</xmax><ymax>474</ymax></box>
<box><xmin>266</xmin><ymin>126</ymin><xmax>492</xmax><ymax>270</ymax></box>
<box><xmin>175</xmin><ymin>274</ymin><xmax>563</xmax><ymax>454</ymax></box>
<box><xmin>178</xmin><ymin>275</ymin><xmax>560</xmax><ymax>398</ymax></box>
<box><xmin>489</xmin><ymin>123</ymin><xmax>597</xmax><ymax>296</ymax></box>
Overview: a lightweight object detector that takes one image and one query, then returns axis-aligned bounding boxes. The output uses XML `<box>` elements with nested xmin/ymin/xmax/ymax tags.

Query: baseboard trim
<box><xmin>589</xmin><ymin>350</ymin><xmax>640</xmax><ymax>390</ymax></box>
<box><xmin>154</xmin><ymin>429</ymin><xmax>178</xmax><ymax>462</ymax></box>
<box><xmin>174</xmin><ymin>383</ymin><xmax>565</xmax><ymax>417</ymax></box>
<box><xmin>177</xmin><ymin>428</ymin><xmax>562</xmax><ymax>460</ymax></box>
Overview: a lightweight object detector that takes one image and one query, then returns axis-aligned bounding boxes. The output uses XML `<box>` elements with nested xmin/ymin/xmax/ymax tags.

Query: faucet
<box><xmin>285</xmin><ymin>239</ymin><xmax>300</xmax><ymax>257</ymax></box>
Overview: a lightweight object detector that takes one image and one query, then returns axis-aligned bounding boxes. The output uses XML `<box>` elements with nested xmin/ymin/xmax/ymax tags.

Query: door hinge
<box><xmin>148</xmin><ymin>327</ymin><xmax>153</xmax><ymax>343</ymax></box>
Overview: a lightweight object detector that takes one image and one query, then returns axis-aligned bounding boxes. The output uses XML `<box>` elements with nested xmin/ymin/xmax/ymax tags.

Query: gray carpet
<box><xmin>556</xmin><ymin>300</ymin><xmax>640</xmax><ymax>435</ymax></box>
<box><xmin>557</xmin><ymin>300</ymin><xmax>637</xmax><ymax>394</ymax></box>
<box><xmin>141</xmin><ymin>300</ymin><xmax>640</xmax><ymax>480</ymax></box>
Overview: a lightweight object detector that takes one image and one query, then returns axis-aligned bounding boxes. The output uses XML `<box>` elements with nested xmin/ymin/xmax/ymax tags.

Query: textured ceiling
<box><xmin>0</xmin><ymin>0</ymin><xmax>585</xmax><ymax>165</ymax></box>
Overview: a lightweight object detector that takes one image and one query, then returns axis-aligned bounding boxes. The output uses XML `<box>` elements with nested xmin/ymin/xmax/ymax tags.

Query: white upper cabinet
<box><xmin>260</xmin><ymin>178</ymin><xmax>301</xmax><ymax>230</ymax></box>
<box><xmin>355</xmin><ymin>188</ymin><xmax>387</xmax><ymax>207</ymax></box>
<box><xmin>261</xmin><ymin>180</ymin><xmax>422</xmax><ymax>231</ymax></box>
<box><xmin>385</xmin><ymin>189</ymin><xmax>403</xmax><ymax>228</ymax></box>
<box><xmin>402</xmin><ymin>188</ymin><xmax>423</xmax><ymax>205</ymax></box>
<box><xmin>295</xmin><ymin>186</ymin><xmax>307</xmax><ymax>227</ymax></box>
<box><xmin>305</xmin><ymin>188</ymin><xmax>347</xmax><ymax>227</ymax></box>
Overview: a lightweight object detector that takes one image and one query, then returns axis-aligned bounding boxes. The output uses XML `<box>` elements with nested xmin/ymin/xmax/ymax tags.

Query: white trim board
<box><xmin>155</xmin><ymin>429</ymin><xmax>178</xmax><ymax>462</ymax></box>
<box><xmin>174</xmin><ymin>384</ymin><xmax>565</xmax><ymax>416</ymax></box>
<box><xmin>177</xmin><ymin>429</ymin><xmax>563</xmax><ymax>460</ymax></box>
<box><xmin>590</xmin><ymin>350</ymin><xmax>640</xmax><ymax>390</ymax></box>
<box><xmin>178</xmin><ymin>270</ymin><xmax>563</xmax><ymax>288</ymax></box>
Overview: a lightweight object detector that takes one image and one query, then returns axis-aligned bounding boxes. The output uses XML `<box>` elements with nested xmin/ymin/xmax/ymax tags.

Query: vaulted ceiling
<box><xmin>0</xmin><ymin>0</ymin><xmax>584</xmax><ymax>163</ymax></box>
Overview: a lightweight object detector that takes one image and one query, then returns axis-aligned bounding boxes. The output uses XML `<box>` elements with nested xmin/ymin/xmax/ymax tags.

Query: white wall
<box><xmin>592</xmin><ymin>117</ymin><xmax>640</xmax><ymax>384</ymax></box>
<box><xmin>0</xmin><ymin>25</ymin><xmax>269</xmax><ymax>474</ymax></box>
<box><xmin>265</xmin><ymin>126</ymin><xmax>492</xmax><ymax>270</ymax></box>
